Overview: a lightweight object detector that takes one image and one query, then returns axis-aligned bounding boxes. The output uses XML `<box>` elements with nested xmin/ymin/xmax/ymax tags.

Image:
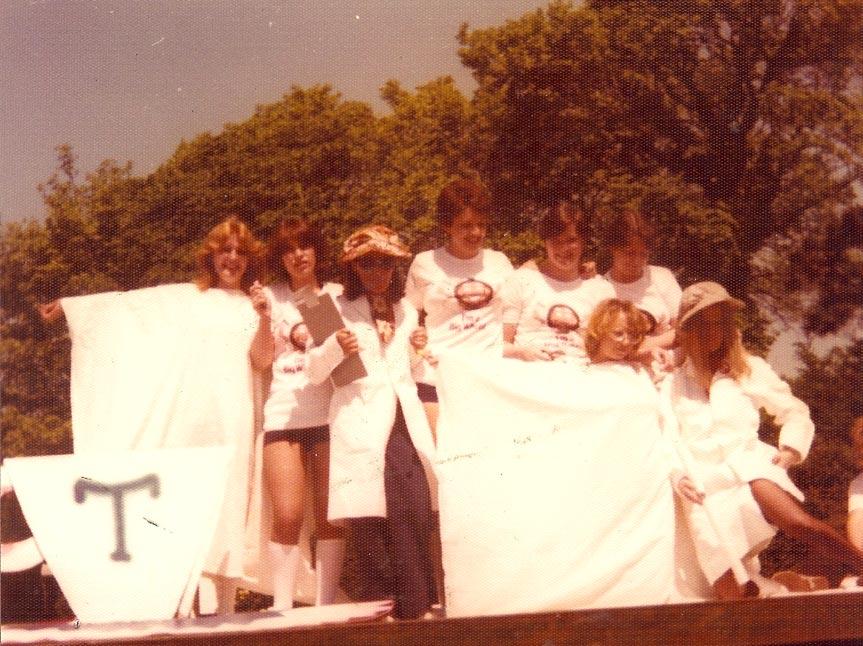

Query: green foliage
<box><xmin>459</xmin><ymin>0</ymin><xmax>863</xmax><ymax>331</ymax></box>
<box><xmin>760</xmin><ymin>340</ymin><xmax>863</xmax><ymax>575</ymax></box>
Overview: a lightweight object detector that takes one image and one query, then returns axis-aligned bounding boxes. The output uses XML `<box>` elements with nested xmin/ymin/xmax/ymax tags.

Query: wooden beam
<box><xmin>5</xmin><ymin>593</ymin><xmax>861</xmax><ymax>646</ymax></box>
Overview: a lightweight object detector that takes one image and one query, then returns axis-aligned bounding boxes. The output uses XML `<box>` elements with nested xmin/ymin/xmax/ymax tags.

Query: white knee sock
<box><xmin>315</xmin><ymin>538</ymin><xmax>346</xmax><ymax>605</ymax></box>
<box><xmin>268</xmin><ymin>542</ymin><xmax>300</xmax><ymax>611</ymax></box>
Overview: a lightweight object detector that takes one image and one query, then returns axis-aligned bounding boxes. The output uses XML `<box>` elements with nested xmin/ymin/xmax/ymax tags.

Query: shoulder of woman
<box><xmin>483</xmin><ymin>248</ymin><xmax>514</xmax><ymax>269</ymax></box>
<box><xmin>586</xmin><ymin>274</ymin><xmax>615</xmax><ymax>292</ymax></box>
<box><xmin>741</xmin><ymin>353</ymin><xmax>781</xmax><ymax>381</ymax></box>
<box><xmin>265</xmin><ymin>282</ymin><xmax>290</xmax><ymax>301</ymax></box>
<box><xmin>648</xmin><ymin>265</ymin><xmax>681</xmax><ymax>287</ymax></box>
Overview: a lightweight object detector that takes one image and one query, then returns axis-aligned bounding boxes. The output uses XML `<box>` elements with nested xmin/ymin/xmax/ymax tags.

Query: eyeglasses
<box><xmin>356</xmin><ymin>255</ymin><xmax>396</xmax><ymax>270</ymax></box>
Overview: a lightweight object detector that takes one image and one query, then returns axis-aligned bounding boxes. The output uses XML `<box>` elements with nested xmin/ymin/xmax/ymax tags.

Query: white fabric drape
<box><xmin>435</xmin><ymin>354</ymin><xmax>678</xmax><ymax>617</ymax></box>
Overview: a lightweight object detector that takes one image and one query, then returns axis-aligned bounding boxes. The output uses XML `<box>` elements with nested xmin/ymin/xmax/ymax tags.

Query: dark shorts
<box><xmin>416</xmin><ymin>382</ymin><xmax>438</xmax><ymax>403</ymax></box>
<box><xmin>263</xmin><ymin>425</ymin><xmax>329</xmax><ymax>449</ymax></box>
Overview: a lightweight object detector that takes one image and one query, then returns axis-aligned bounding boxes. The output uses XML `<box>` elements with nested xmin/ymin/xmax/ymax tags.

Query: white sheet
<box><xmin>435</xmin><ymin>354</ymin><xmax>678</xmax><ymax>617</ymax></box>
<box><xmin>3</xmin><ymin>448</ymin><xmax>231</xmax><ymax>623</ymax></box>
<box><xmin>61</xmin><ymin>285</ymin><xmax>259</xmax><ymax>579</ymax></box>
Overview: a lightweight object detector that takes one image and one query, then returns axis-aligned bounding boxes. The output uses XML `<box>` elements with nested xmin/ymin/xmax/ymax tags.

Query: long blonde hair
<box><xmin>677</xmin><ymin>302</ymin><xmax>750</xmax><ymax>380</ymax></box>
<box><xmin>194</xmin><ymin>215</ymin><xmax>263</xmax><ymax>291</ymax></box>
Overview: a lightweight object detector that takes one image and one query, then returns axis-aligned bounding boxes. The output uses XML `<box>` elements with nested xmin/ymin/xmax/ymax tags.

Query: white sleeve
<box><xmin>404</xmin><ymin>257</ymin><xmax>425</xmax><ymax>311</ymax></box>
<box><xmin>306</xmin><ymin>330</ymin><xmax>347</xmax><ymax>386</ymax></box>
<box><xmin>742</xmin><ymin>355</ymin><xmax>815</xmax><ymax>461</ymax></box>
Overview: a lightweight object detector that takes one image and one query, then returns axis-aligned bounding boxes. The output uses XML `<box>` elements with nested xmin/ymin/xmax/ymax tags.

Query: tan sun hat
<box><xmin>340</xmin><ymin>224</ymin><xmax>411</xmax><ymax>263</ymax></box>
<box><xmin>677</xmin><ymin>281</ymin><xmax>744</xmax><ymax>328</ymax></box>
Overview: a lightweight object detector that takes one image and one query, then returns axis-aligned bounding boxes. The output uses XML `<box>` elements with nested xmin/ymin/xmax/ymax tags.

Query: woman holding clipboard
<box><xmin>307</xmin><ymin>225</ymin><xmax>437</xmax><ymax>620</ymax></box>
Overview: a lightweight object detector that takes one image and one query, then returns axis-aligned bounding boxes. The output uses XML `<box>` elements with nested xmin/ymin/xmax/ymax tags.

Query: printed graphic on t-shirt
<box><xmin>446</xmin><ymin>278</ymin><xmax>495</xmax><ymax>333</ymax></box>
<box><xmin>274</xmin><ymin>320</ymin><xmax>309</xmax><ymax>374</ymax></box>
<box><xmin>546</xmin><ymin>304</ymin><xmax>581</xmax><ymax>333</ymax></box>
<box><xmin>540</xmin><ymin>303</ymin><xmax>582</xmax><ymax>357</ymax></box>
<box><xmin>454</xmin><ymin>278</ymin><xmax>493</xmax><ymax>310</ymax></box>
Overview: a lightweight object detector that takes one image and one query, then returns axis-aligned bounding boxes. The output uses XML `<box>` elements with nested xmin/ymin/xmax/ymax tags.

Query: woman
<box><xmin>501</xmin><ymin>202</ymin><xmax>614</xmax><ymax>363</ymax></box>
<box><xmin>660</xmin><ymin>281</ymin><xmax>863</xmax><ymax>599</ymax></box>
<box><xmin>40</xmin><ymin>216</ymin><xmax>271</xmax><ymax>615</ymax></box>
<box><xmin>405</xmin><ymin>178</ymin><xmax>514</xmax><ymax>437</ymax></box>
<box><xmin>601</xmin><ymin>212</ymin><xmax>681</xmax><ymax>360</ymax></box>
<box><xmin>255</xmin><ymin>218</ymin><xmax>345</xmax><ymax>610</ymax></box>
<box><xmin>307</xmin><ymin>225</ymin><xmax>437</xmax><ymax>620</ymax></box>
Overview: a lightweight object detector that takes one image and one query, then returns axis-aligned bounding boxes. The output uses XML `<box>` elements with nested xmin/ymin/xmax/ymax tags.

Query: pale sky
<box><xmin>1</xmin><ymin>0</ymin><xmax>548</xmax><ymax>222</ymax></box>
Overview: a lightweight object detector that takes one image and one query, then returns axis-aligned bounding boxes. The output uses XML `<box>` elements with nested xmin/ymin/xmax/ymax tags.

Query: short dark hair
<box><xmin>536</xmin><ymin>201</ymin><xmax>589</xmax><ymax>241</ymax></box>
<box><xmin>266</xmin><ymin>217</ymin><xmax>326</xmax><ymax>284</ymax></box>
<box><xmin>600</xmin><ymin>211</ymin><xmax>655</xmax><ymax>250</ymax></box>
<box><xmin>436</xmin><ymin>178</ymin><xmax>492</xmax><ymax>227</ymax></box>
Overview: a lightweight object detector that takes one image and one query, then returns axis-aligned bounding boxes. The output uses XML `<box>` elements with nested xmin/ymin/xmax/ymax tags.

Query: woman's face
<box><xmin>691</xmin><ymin>303</ymin><xmax>728</xmax><ymax>353</ymax></box>
<box><xmin>597</xmin><ymin>312</ymin><xmax>639</xmax><ymax>362</ymax></box>
<box><xmin>544</xmin><ymin>224</ymin><xmax>583</xmax><ymax>276</ymax></box>
<box><xmin>212</xmin><ymin>234</ymin><xmax>248</xmax><ymax>289</ymax></box>
<box><xmin>282</xmin><ymin>244</ymin><xmax>316</xmax><ymax>286</ymax></box>
<box><xmin>444</xmin><ymin>207</ymin><xmax>488</xmax><ymax>259</ymax></box>
<box><xmin>353</xmin><ymin>253</ymin><xmax>396</xmax><ymax>296</ymax></box>
<box><xmin>611</xmin><ymin>235</ymin><xmax>649</xmax><ymax>281</ymax></box>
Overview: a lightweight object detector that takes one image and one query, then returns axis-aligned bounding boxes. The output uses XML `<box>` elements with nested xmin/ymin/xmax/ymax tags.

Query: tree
<box><xmin>458</xmin><ymin>0</ymin><xmax>863</xmax><ymax>332</ymax></box>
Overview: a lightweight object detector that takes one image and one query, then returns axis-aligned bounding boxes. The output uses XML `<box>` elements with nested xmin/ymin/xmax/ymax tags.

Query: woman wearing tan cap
<box><xmin>307</xmin><ymin>224</ymin><xmax>437</xmax><ymax>620</ymax></box>
<box><xmin>659</xmin><ymin>281</ymin><xmax>863</xmax><ymax>599</ymax></box>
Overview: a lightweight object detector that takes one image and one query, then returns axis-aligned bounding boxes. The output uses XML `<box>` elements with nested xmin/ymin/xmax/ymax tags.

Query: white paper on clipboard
<box><xmin>295</xmin><ymin>287</ymin><xmax>366</xmax><ymax>386</ymax></box>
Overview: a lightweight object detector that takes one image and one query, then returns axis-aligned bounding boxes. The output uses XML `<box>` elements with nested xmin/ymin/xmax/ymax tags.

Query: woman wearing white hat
<box><xmin>307</xmin><ymin>225</ymin><xmax>437</xmax><ymax>620</ymax></box>
<box><xmin>660</xmin><ymin>281</ymin><xmax>863</xmax><ymax>599</ymax></box>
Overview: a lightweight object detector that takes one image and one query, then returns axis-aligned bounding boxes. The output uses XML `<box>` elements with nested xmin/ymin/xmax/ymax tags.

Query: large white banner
<box><xmin>3</xmin><ymin>447</ymin><xmax>231</xmax><ymax>623</ymax></box>
<box><xmin>435</xmin><ymin>353</ymin><xmax>678</xmax><ymax>617</ymax></box>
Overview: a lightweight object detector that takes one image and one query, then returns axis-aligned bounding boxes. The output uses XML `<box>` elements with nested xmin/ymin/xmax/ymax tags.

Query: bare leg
<box><xmin>263</xmin><ymin>440</ymin><xmax>305</xmax><ymax>545</ymax></box>
<box><xmin>750</xmin><ymin>479</ymin><xmax>863</xmax><ymax>573</ymax></box>
<box><xmin>307</xmin><ymin>440</ymin><xmax>342</xmax><ymax>541</ymax></box>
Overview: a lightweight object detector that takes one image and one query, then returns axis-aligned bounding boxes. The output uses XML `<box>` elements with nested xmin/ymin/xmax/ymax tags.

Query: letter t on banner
<box><xmin>3</xmin><ymin>447</ymin><xmax>232</xmax><ymax>624</ymax></box>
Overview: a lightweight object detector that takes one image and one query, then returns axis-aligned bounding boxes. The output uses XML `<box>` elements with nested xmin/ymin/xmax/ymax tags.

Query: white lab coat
<box><xmin>659</xmin><ymin>355</ymin><xmax>815</xmax><ymax>584</ymax></box>
<box><xmin>307</xmin><ymin>295</ymin><xmax>437</xmax><ymax>522</ymax></box>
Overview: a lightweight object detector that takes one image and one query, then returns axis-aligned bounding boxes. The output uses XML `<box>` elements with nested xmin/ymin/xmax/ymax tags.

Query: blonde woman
<box><xmin>660</xmin><ymin>281</ymin><xmax>863</xmax><ymax>599</ymax></box>
<box><xmin>39</xmin><ymin>215</ymin><xmax>271</xmax><ymax>614</ymax></box>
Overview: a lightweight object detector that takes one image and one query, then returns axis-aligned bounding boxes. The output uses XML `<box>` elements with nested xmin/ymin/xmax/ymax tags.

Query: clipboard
<box><xmin>295</xmin><ymin>286</ymin><xmax>367</xmax><ymax>386</ymax></box>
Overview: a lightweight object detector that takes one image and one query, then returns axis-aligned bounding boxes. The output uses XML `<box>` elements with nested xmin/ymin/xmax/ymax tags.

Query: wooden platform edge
<box><xmin>3</xmin><ymin>592</ymin><xmax>862</xmax><ymax>646</ymax></box>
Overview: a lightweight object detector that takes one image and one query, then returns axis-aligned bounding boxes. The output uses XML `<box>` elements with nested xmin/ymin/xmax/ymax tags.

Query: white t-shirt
<box><xmin>406</xmin><ymin>247</ymin><xmax>514</xmax><ymax>384</ymax></box>
<box><xmin>500</xmin><ymin>267</ymin><xmax>615</xmax><ymax>362</ymax></box>
<box><xmin>262</xmin><ymin>282</ymin><xmax>341</xmax><ymax>431</ymax></box>
<box><xmin>604</xmin><ymin>265</ymin><xmax>682</xmax><ymax>334</ymax></box>
<box><xmin>850</xmin><ymin>472</ymin><xmax>863</xmax><ymax>512</ymax></box>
